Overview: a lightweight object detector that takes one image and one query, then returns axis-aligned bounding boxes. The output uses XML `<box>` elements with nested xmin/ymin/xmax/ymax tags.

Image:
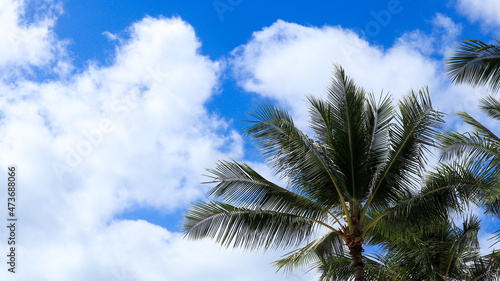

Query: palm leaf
<box><xmin>183</xmin><ymin>201</ymin><xmax>318</xmax><ymax>250</ymax></box>
<box><xmin>205</xmin><ymin>160</ymin><xmax>328</xmax><ymax>219</ymax></box>
<box><xmin>245</xmin><ymin>100</ymin><xmax>349</xmax><ymax>216</ymax></box>
<box><xmin>364</xmin><ymin>92</ymin><xmax>394</xmax><ymax>175</ymax></box>
<box><xmin>440</xmin><ymin>131</ymin><xmax>500</xmax><ymax>164</ymax></box>
<box><xmin>480</xmin><ymin>95</ymin><xmax>500</xmax><ymax>121</ymax></box>
<box><xmin>446</xmin><ymin>39</ymin><xmax>500</xmax><ymax>92</ymax></box>
<box><xmin>458</xmin><ymin>112</ymin><xmax>500</xmax><ymax>142</ymax></box>
<box><xmin>317</xmin><ymin>253</ymin><xmax>389</xmax><ymax>281</ymax></box>
<box><xmin>361</xmin><ymin>88</ymin><xmax>444</xmax><ymax>221</ymax></box>
<box><xmin>323</xmin><ymin>65</ymin><xmax>372</xmax><ymax>203</ymax></box>
<box><xmin>372</xmin><ymin>214</ymin><xmax>482</xmax><ymax>281</ymax></box>
<box><xmin>273</xmin><ymin>230</ymin><xmax>345</xmax><ymax>274</ymax></box>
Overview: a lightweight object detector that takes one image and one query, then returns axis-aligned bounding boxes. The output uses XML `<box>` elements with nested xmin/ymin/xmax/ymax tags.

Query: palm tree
<box><xmin>444</xmin><ymin>39</ymin><xmax>500</xmax><ymax>231</ymax></box>
<box><xmin>437</xmin><ymin>96</ymin><xmax>500</xmax><ymax>248</ymax></box>
<box><xmin>373</xmin><ymin>215</ymin><xmax>494</xmax><ymax>281</ymax></box>
<box><xmin>403</xmin><ymin>38</ymin><xmax>500</xmax><ymax>280</ymax></box>
<box><xmin>446</xmin><ymin>39</ymin><xmax>500</xmax><ymax>92</ymax></box>
<box><xmin>183</xmin><ymin>66</ymin><xmax>443</xmax><ymax>281</ymax></box>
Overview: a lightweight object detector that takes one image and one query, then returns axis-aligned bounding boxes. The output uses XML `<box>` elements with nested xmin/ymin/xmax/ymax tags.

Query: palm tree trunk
<box><xmin>349</xmin><ymin>243</ymin><xmax>365</xmax><ymax>281</ymax></box>
<box><xmin>344</xmin><ymin>216</ymin><xmax>366</xmax><ymax>281</ymax></box>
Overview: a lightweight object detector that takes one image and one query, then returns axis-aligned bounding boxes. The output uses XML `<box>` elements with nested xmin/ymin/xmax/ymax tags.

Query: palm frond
<box><xmin>422</xmin><ymin>161</ymin><xmax>498</xmax><ymax>210</ymax></box>
<box><xmin>473</xmin><ymin>250</ymin><xmax>500</xmax><ymax>280</ymax></box>
<box><xmin>480</xmin><ymin>95</ymin><xmax>500</xmax><ymax>122</ymax></box>
<box><xmin>365</xmin><ymin>92</ymin><xmax>394</xmax><ymax>175</ymax></box>
<box><xmin>373</xmin><ymin>159</ymin><xmax>497</xmax><ymax>235</ymax></box>
<box><xmin>446</xmin><ymin>39</ymin><xmax>500</xmax><ymax>92</ymax></box>
<box><xmin>444</xmin><ymin>215</ymin><xmax>482</xmax><ymax>280</ymax></box>
<box><xmin>183</xmin><ymin>201</ymin><xmax>318</xmax><ymax>250</ymax></box>
<box><xmin>465</xmin><ymin>256</ymin><xmax>500</xmax><ymax>281</ymax></box>
<box><xmin>455</xmin><ymin>214</ymin><xmax>481</xmax><ymax>253</ymax></box>
<box><xmin>458</xmin><ymin>112</ymin><xmax>500</xmax><ymax>142</ymax></box>
<box><xmin>371</xmin><ymin>214</ymin><xmax>483</xmax><ymax>281</ymax></box>
<box><xmin>273</xmin><ymin>231</ymin><xmax>345</xmax><ymax>274</ymax></box>
<box><xmin>440</xmin><ymin>130</ymin><xmax>500</xmax><ymax>164</ymax></box>
<box><xmin>362</xmin><ymin>88</ymin><xmax>444</xmax><ymax>220</ymax></box>
<box><xmin>485</xmin><ymin>197</ymin><xmax>500</xmax><ymax>219</ymax></box>
<box><xmin>245</xmin><ymin>99</ymin><xmax>349</xmax><ymax>212</ymax></box>
<box><xmin>323</xmin><ymin>65</ymin><xmax>372</xmax><ymax>202</ymax></box>
<box><xmin>317</xmin><ymin>253</ymin><xmax>389</xmax><ymax>281</ymax></box>
<box><xmin>205</xmin><ymin>160</ymin><xmax>327</xmax><ymax>219</ymax></box>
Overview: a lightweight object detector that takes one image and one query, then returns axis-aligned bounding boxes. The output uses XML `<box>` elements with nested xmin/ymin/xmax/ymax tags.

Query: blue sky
<box><xmin>2</xmin><ymin>0</ymin><xmax>500</xmax><ymax>280</ymax></box>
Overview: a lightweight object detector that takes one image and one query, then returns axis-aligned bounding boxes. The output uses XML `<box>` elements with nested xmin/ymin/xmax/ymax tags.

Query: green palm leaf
<box><xmin>205</xmin><ymin>160</ymin><xmax>327</xmax><ymax>218</ymax></box>
<box><xmin>446</xmin><ymin>39</ymin><xmax>500</xmax><ymax>92</ymax></box>
<box><xmin>317</xmin><ymin>253</ymin><xmax>389</xmax><ymax>281</ymax></box>
<box><xmin>440</xmin><ymin>131</ymin><xmax>500</xmax><ymax>163</ymax></box>
<box><xmin>365</xmin><ymin>92</ymin><xmax>394</xmax><ymax>173</ymax></box>
<box><xmin>480</xmin><ymin>95</ymin><xmax>500</xmax><ymax>121</ymax></box>
<box><xmin>273</xmin><ymin>231</ymin><xmax>345</xmax><ymax>274</ymax></box>
<box><xmin>183</xmin><ymin>201</ymin><xmax>318</xmax><ymax>250</ymax></box>
<box><xmin>245</xmin><ymin>99</ymin><xmax>350</xmax><ymax>218</ymax></box>
<box><xmin>361</xmin><ymin>88</ymin><xmax>443</xmax><ymax>221</ymax></box>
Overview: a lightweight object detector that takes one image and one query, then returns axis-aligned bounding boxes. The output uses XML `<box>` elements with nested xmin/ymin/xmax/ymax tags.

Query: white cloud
<box><xmin>0</xmin><ymin>16</ymin><xmax>238</xmax><ymax>224</ymax></box>
<box><xmin>0</xmin><ymin>2</ymin><xmax>318</xmax><ymax>279</ymax></box>
<box><xmin>7</xmin><ymin>219</ymin><xmax>316</xmax><ymax>281</ymax></box>
<box><xmin>102</xmin><ymin>31</ymin><xmax>121</xmax><ymax>42</ymax></box>
<box><xmin>396</xmin><ymin>14</ymin><xmax>461</xmax><ymax>57</ymax></box>
<box><xmin>0</xmin><ymin>6</ymin><xmax>313</xmax><ymax>280</ymax></box>
<box><xmin>0</xmin><ymin>0</ymin><xmax>64</xmax><ymax>72</ymax></box>
<box><xmin>230</xmin><ymin>17</ymin><xmax>475</xmax><ymax>131</ymax></box>
<box><xmin>457</xmin><ymin>0</ymin><xmax>500</xmax><ymax>30</ymax></box>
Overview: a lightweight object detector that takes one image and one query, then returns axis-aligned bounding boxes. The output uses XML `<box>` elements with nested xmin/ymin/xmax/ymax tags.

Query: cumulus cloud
<box><xmin>457</xmin><ymin>0</ymin><xmax>500</xmax><ymax>30</ymax></box>
<box><xmin>11</xmin><ymin>219</ymin><xmax>315</xmax><ymax>281</ymax></box>
<box><xmin>0</xmin><ymin>3</ymin><xmax>311</xmax><ymax>279</ymax></box>
<box><xmin>0</xmin><ymin>1</ymin><xmax>318</xmax><ymax>280</ymax></box>
<box><xmin>230</xmin><ymin>17</ymin><xmax>476</xmax><ymax>131</ymax></box>
<box><xmin>396</xmin><ymin>14</ymin><xmax>462</xmax><ymax>57</ymax></box>
<box><xmin>0</xmin><ymin>0</ymin><xmax>64</xmax><ymax>72</ymax></box>
<box><xmin>2</xmin><ymin>15</ymin><xmax>237</xmax><ymax>223</ymax></box>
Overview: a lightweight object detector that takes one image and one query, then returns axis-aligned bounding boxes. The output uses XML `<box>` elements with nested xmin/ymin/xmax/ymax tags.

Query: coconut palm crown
<box><xmin>183</xmin><ymin>65</ymin><xmax>443</xmax><ymax>281</ymax></box>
